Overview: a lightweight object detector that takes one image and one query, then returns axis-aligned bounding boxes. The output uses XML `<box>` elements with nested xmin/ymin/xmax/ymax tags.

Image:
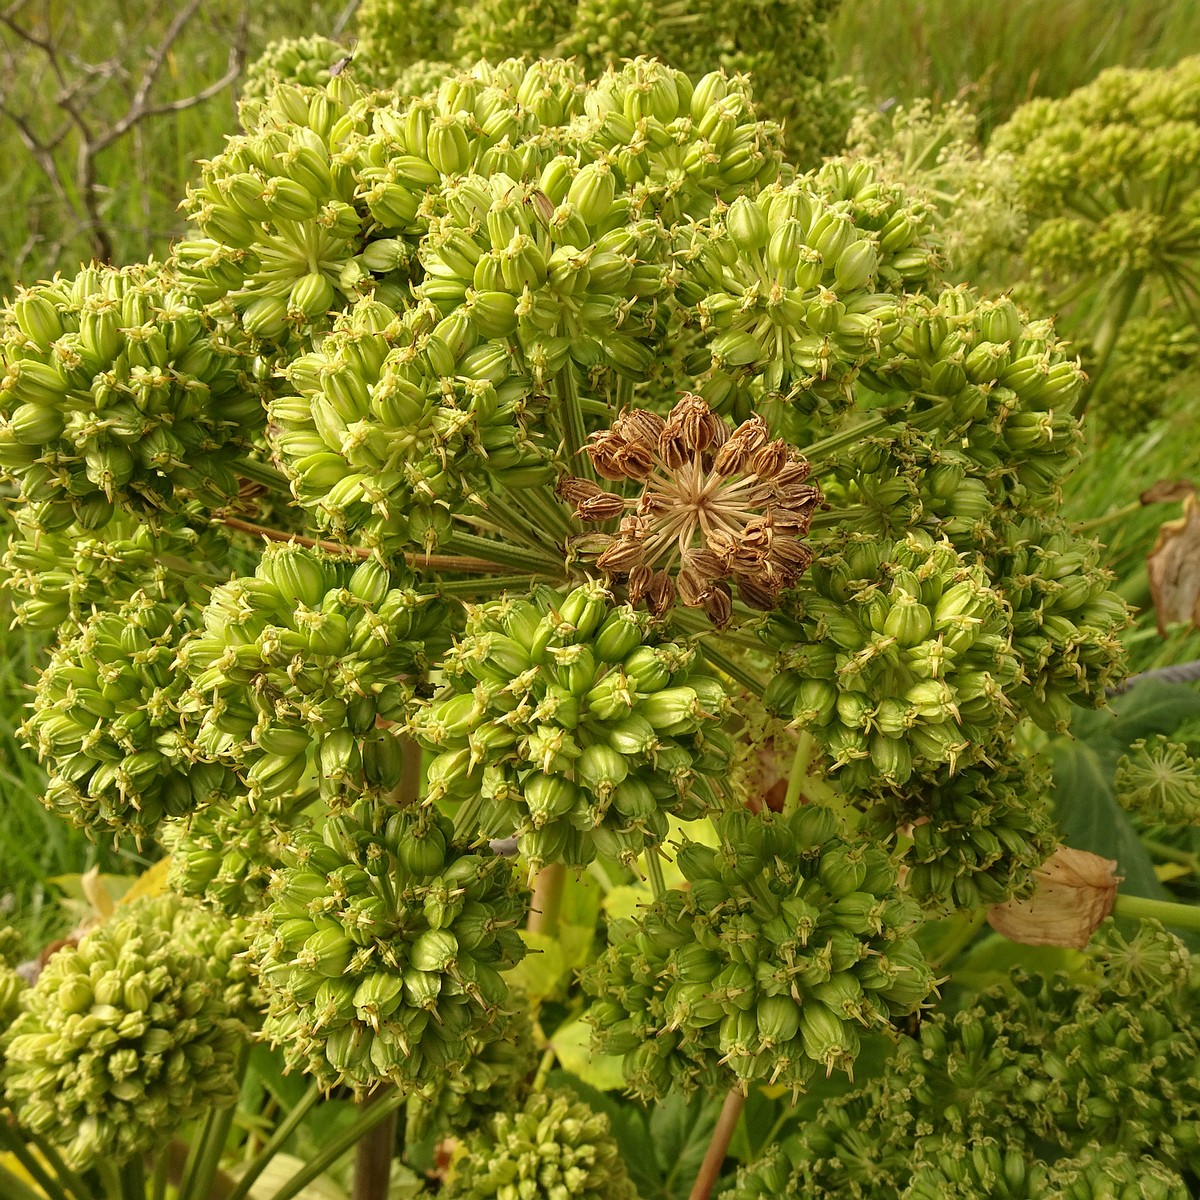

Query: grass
<box><xmin>0</xmin><ymin>610</ymin><xmax>128</xmax><ymax>954</ymax></box>
<box><xmin>0</xmin><ymin>0</ymin><xmax>345</xmax><ymax>295</ymax></box>
<box><xmin>1062</xmin><ymin>391</ymin><xmax>1200</xmax><ymax>677</ymax></box>
<box><xmin>828</xmin><ymin>0</ymin><xmax>1200</xmax><ymax>138</ymax></box>
<box><xmin>0</xmin><ymin>2</ymin><xmax>346</xmax><ymax>950</ymax></box>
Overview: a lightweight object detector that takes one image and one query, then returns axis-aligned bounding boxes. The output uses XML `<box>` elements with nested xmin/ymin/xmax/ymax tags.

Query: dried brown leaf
<box><xmin>1147</xmin><ymin>492</ymin><xmax>1200</xmax><ymax>636</ymax></box>
<box><xmin>986</xmin><ymin>845</ymin><xmax>1120</xmax><ymax>949</ymax></box>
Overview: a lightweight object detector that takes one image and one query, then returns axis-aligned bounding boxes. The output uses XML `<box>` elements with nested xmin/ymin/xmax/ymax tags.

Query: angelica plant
<box><xmin>0</xmin><ymin>45</ymin><xmax>1169</xmax><ymax>1200</ymax></box>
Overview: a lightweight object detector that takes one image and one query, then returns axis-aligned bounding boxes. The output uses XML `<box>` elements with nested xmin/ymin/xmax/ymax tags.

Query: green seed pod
<box><xmin>2</xmin><ymin>897</ymin><xmax>250</xmax><ymax>1170</ymax></box>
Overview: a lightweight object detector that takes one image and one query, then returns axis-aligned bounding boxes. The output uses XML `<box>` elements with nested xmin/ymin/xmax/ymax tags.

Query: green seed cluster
<box><xmin>1</xmin><ymin>505</ymin><xmax>226</xmax><ymax>631</ymax></box>
<box><xmin>987</xmin><ymin>56</ymin><xmax>1200</xmax><ymax>293</ymax></box>
<box><xmin>270</xmin><ymin>297</ymin><xmax>553</xmax><ymax>555</ymax></box>
<box><xmin>858</xmin><ymin>287</ymin><xmax>1085</xmax><ymax>514</ymax></box>
<box><xmin>411</xmin><ymin>582</ymin><xmax>731</xmax><ymax>870</ymax></box>
<box><xmin>779</xmin><ymin>920</ymin><xmax>1200</xmax><ymax>1195</ymax></box>
<box><xmin>866</xmin><ymin>752</ymin><xmax>1057</xmax><ymax>913</ymax></box>
<box><xmin>0</xmin><ymin>956</ymin><xmax>26</xmax><ymax>1072</ymax></box>
<box><xmin>415</xmin><ymin>167</ymin><xmax>668</xmax><ymax>385</ymax></box>
<box><xmin>900</xmin><ymin>1140</ymin><xmax>1188</xmax><ymax>1200</ymax></box>
<box><xmin>763</xmin><ymin>531</ymin><xmax>1020</xmax><ymax>790</ymax></box>
<box><xmin>570</xmin><ymin>60</ymin><xmax>784</xmax><ymax>222</ymax></box>
<box><xmin>21</xmin><ymin>593</ymin><xmax>234</xmax><ymax>843</ymax></box>
<box><xmin>178</xmin><ymin>57</ymin><xmax>787</xmax><ymax>363</ymax></box>
<box><xmin>242</xmin><ymin>35</ymin><xmax>350</xmax><ymax>101</ymax></box>
<box><xmin>163</xmin><ymin>789</ymin><xmax>311</xmax><ymax>918</ymax></box>
<box><xmin>251</xmin><ymin>804</ymin><xmax>527</xmax><ymax>1096</ymax></box>
<box><xmin>903</xmin><ymin>1138</ymin><xmax>1050</xmax><ymax>1199</ymax></box>
<box><xmin>355</xmin><ymin>0</ymin><xmax>847</xmax><ymax>166</ymax></box>
<box><xmin>678</xmin><ymin>180</ymin><xmax>900</xmax><ymax>421</ymax></box>
<box><xmin>1114</xmin><ymin>735</ymin><xmax>1200</xmax><ymax>826</ymax></box>
<box><xmin>176</xmin><ymin>78</ymin><xmax>370</xmax><ymax>339</ymax></box>
<box><xmin>844</xmin><ymin>97</ymin><xmax>1027</xmax><ymax>281</ymax></box>
<box><xmin>0</xmin><ymin>264</ymin><xmax>266</xmax><ymax>528</ymax></box>
<box><xmin>392</xmin><ymin>60</ymin><xmax>460</xmax><ymax>99</ymax></box>
<box><xmin>987</xmin><ymin>517</ymin><xmax>1129</xmax><ymax>730</ymax></box>
<box><xmin>585</xmin><ymin>806</ymin><xmax>933</xmax><ymax>1098</ymax></box>
<box><xmin>1</xmin><ymin>898</ymin><xmax>250</xmax><ymax>1170</ymax></box>
<box><xmin>443</xmin><ymin>1089</ymin><xmax>639</xmax><ymax>1200</ymax></box>
<box><xmin>123</xmin><ymin>894</ymin><xmax>261</xmax><ymax>1026</ymax></box>
<box><xmin>354</xmin><ymin>0</ymin><xmax>458</xmax><ymax>70</ymax></box>
<box><xmin>1049</xmin><ymin>1149</ymin><xmax>1189</xmax><ymax>1200</ymax></box>
<box><xmin>1088</xmin><ymin>313</ymin><xmax>1200</xmax><ymax>437</ymax></box>
<box><xmin>563</xmin><ymin>0</ymin><xmax>848</xmax><ymax>166</ymax></box>
<box><xmin>179</xmin><ymin>544</ymin><xmax>444</xmax><ymax>807</ymax></box>
<box><xmin>404</xmin><ymin>1005</ymin><xmax>538</xmax><ymax>1143</ymax></box>
<box><xmin>718</xmin><ymin>1146</ymin><xmax>792</xmax><ymax>1200</ymax></box>
<box><xmin>807</xmin><ymin>158</ymin><xmax>945</xmax><ymax>292</ymax></box>
<box><xmin>452</xmin><ymin>0</ymin><xmax>573</xmax><ymax>62</ymax></box>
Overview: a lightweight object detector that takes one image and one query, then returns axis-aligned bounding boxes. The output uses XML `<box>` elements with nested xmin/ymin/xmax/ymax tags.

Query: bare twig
<box><xmin>0</xmin><ymin>0</ymin><xmax>251</xmax><ymax>268</ymax></box>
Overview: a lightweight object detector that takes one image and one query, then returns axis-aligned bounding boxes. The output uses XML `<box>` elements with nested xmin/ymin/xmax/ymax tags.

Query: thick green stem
<box><xmin>436</xmin><ymin>574</ymin><xmax>547</xmax><ymax>598</ymax></box>
<box><xmin>1113</xmin><ymin>893</ymin><xmax>1200</xmax><ymax>933</ymax></box>
<box><xmin>0</xmin><ymin>1160</ymin><xmax>44</xmax><ymax>1200</ymax></box>
<box><xmin>528</xmin><ymin>863</ymin><xmax>566</xmax><ymax>937</ymax></box>
<box><xmin>643</xmin><ymin>849</ymin><xmax>667</xmax><ymax>899</ymax></box>
<box><xmin>263</xmin><ymin>1086</ymin><xmax>407</xmax><ymax>1200</ymax></box>
<box><xmin>531</xmin><ymin>1044</ymin><xmax>558</xmax><ymax>1093</ymax></box>
<box><xmin>150</xmin><ymin>1152</ymin><xmax>170</xmax><ymax>1200</ymax></box>
<box><xmin>1072</xmin><ymin>501</ymin><xmax>1143</xmax><ymax>534</ymax></box>
<box><xmin>1141</xmin><ymin>838</ymin><xmax>1200</xmax><ymax>872</ymax></box>
<box><xmin>352</xmin><ymin>1087</ymin><xmax>399</xmax><ymax>1200</ymax></box>
<box><xmin>500</xmin><ymin>483</ymin><xmax>575</xmax><ymax>545</ymax></box>
<box><xmin>701</xmin><ymin>643</ymin><xmax>769</xmax><ymax>698</ymax></box>
<box><xmin>97</xmin><ymin>1162</ymin><xmax>123</xmax><ymax>1200</ymax></box>
<box><xmin>688</xmin><ymin>1089</ymin><xmax>745</xmax><ymax>1200</ymax></box>
<box><xmin>225</xmin><ymin>1085</ymin><xmax>321</xmax><ymax>1200</ymax></box>
<box><xmin>235</xmin><ymin>458</ymin><xmax>292</xmax><ymax>494</ymax></box>
<box><xmin>120</xmin><ymin>1157</ymin><xmax>145</xmax><ymax>1200</ymax></box>
<box><xmin>480</xmin><ymin>492</ymin><xmax>562</xmax><ymax>555</ymax></box>
<box><xmin>443</xmin><ymin>530</ymin><xmax>564</xmax><ymax>575</ymax></box>
<box><xmin>802</xmin><ymin>399</ymin><xmax>953</xmax><ymax>469</ymax></box>
<box><xmin>1074</xmin><ymin>270</ymin><xmax>1144</xmax><ymax>417</ymax></box>
<box><xmin>24</xmin><ymin>1131</ymin><xmax>92</xmax><ymax>1200</ymax></box>
<box><xmin>178</xmin><ymin>1102</ymin><xmax>237</xmax><ymax>1200</ymax></box>
<box><xmin>178</xmin><ymin>1044</ymin><xmax>248</xmax><ymax>1200</ymax></box>
<box><xmin>555</xmin><ymin>366</ymin><xmax>594</xmax><ymax>482</ymax></box>
<box><xmin>782</xmin><ymin>732</ymin><xmax>812</xmax><ymax>814</ymax></box>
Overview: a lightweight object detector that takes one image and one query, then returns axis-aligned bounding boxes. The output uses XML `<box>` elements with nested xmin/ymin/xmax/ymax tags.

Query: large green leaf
<box><xmin>651</xmin><ymin>1091</ymin><xmax>722</xmax><ymax>1200</ymax></box>
<box><xmin>1107</xmin><ymin>680</ymin><xmax>1200</xmax><ymax>744</ymax></box>
<box><xmin>1049</xmin><ymin>737</ymin><xmax>1168</xmax><ymax>900</ymax></box>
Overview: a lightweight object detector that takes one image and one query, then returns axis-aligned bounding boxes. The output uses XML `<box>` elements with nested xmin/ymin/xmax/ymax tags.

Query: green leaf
<box><xmin>652</xmin><ymin>1091</ymin><xmax>723</xmax><ymax>1200</ymax></box>
<box><xmin>561</xmin><ymin>870</ymin><xmax>603</xmax><ymax>930</ymax></box>
<box><xmin>550</xmin><ymin>1016</ymin><xmax>625</xmax><ymax>1091</ymax></box>
<box><xmin>1049</xmin><ymin>737</ymin><xmax>1169</xmax><ymax>900</ymax></box>
<box><xmin>558</xmin><ymin>921</ymin><xmax>597</xmax><ymax>973</ymax></box>
<box><xmin>948</xmin><ymin>932</ymin><xmax>1087</xmax><ymax>996</ymax></box>
<box><xmin>603</xmin><ymin>884</ymin><xmax>651</xmax><ymax>922</ymax></box>
<box><xmin>508</xmin><ymin>930</ymin><xmax>569</xmax><ymax>1001</ymax></box>
<box><xmin>249</xmin><ymin>1042</ymin><xmax>311</xmax><ymax>1112</ymax></box>
<box><xmin>1108</xmin><ymin>680</ymin><xmax>1200</xmax><ymax>745</ymax></box>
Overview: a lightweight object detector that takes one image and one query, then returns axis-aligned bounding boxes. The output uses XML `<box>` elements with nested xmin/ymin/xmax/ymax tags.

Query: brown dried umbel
<box><xmin>561</xmin><ymin>395</ymin><xmax>820</xmax><ymax>623</ymax></box>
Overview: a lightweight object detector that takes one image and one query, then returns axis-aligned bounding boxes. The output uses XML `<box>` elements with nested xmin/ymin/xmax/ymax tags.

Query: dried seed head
<box><xmin>570</xmin><ymin>394</ymin><xmax>820</xmax><ymax>621</ymax></box>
